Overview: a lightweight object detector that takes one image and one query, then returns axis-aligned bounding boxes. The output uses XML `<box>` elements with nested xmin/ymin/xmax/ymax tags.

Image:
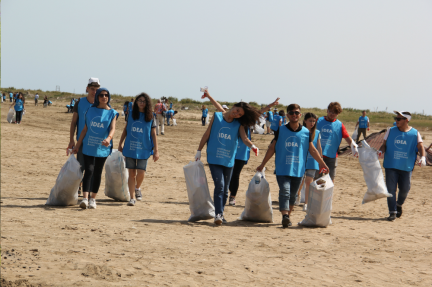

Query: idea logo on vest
<box><xmin>89</xmin><ymin>116</ymin><xmax>105</xmax><ymax>134</ymax></box>
<box><xmin>217</xmin><ymin>127</ymin><xmax>232</xmax><ymax>146</ymax></box>
<box><xmin>285</xmin><ymin>136</ymin><xmax>300</xmax><ymax>153</ymax></box>
<box><xmin>394</xmin><ymin>136</ymin><xmax>407</xmax><ymax>150</ymax></box>
<box><xmin>131</xmin><ymin>121</ymin><xmax>144</xmax><ymax>139</ymax></box>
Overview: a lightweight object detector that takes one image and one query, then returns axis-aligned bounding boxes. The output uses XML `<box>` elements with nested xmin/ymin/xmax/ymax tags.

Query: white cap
<box><xmin>88</xmin><ymin>77</ymin><xmax>100</xmax><ymax>86</ymax></box>
<box><xmin>394</xmin><ymin>111</ymin><xmax>411</xmax><ymax>121</ymax></box>
<box><xmin>222</xmin><ymin>105</ymin><xmax>229</xmax><ymax>109</ymax></box>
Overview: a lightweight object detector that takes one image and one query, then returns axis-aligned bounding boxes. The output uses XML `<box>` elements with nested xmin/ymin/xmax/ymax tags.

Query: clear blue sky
<box><xmin>2</xmin><ymin>0</ymin><xmax>432</xmax><ymax>115</ymax></box>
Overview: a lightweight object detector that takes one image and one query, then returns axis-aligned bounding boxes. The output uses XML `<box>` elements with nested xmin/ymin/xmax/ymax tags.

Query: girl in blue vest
<box><xmin>257</xmin><ymin>104</ymin><xmax>329</xmax><ymax>228</ymax></box>
<box><xmin>201</xmin><ymin>105</ymin><xmax>209</xmax><ymax>126</ymax></box>
<box><xmin>72</xmin><ymin>88</ymin><xmax>118</xmax><ymax>209</ymax></box>
<box><xmin>10</xmin><ymin>93</ymin><xmax>25</xmax><ymax>124</ymax></box>
<box><xmin>118</xmin><ymin>93</ymin><xmax>159</xmax><ymax>206</ymax></box>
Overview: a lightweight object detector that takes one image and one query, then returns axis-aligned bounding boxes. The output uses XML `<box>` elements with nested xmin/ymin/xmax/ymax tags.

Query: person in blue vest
<box><xmin>123</xmin><ymin>101</ymin><xmax>129</xmax><ymax>121</ymax></box>
<box><xmin>72</xmin><ymin>88</ymin><xmax>119</xmax><ymax>209</ymax></box>
<box><xmin>265</xmin><ymin>109</ymin><xmax>274</xmax><ymax>134</ymax></box>
<box><xmin>118</xmin><ymin>93</ymin><xmax>159</xmax><ymax>206</ymax></box>
<box><xmin>257</xmin><ymin>104</ymin><xmax>329</xmax><ymax>228</ymax></box>
<box><xmin>393</xmin><ymin>122</ymin><xmax>397</xmax><ymax>127</ymax></box>
<box><xmin>67</xmin><ymin>78</ymin><xmax>100</xmax><ymax>195</ymax></box>
<box><xmin>166</xmin><ymin>108</ymin><xmax>175</xmax><ymax>126</ymax></box>
<box><xmin>379</xmin><ymin>111</ymin><xmax>426</xmax><ymax>221</ymax></box>
<box><xmin>3</xmin><ymin>92</ymin><xmax>6</xmax><ymax>102</ymax></box>
<box><xmin>270</xmin><ymin>110</ymin><xmax>285</xmax><ymax>132</ymax></box>
<box><xmin>10</xmin><ymin>93</ymin><xmax>25</xmax><ymax>124</ymax></box>
<box><xmin>201</xmin><ymin>105</ymin><xmax>209</xmax><ymax>126</ymax></box>
<box><xmin>9</xmin><ymin>92</ymin><xmax>13</xmax><ymax>102</ymax></box>
<box><xmin>355</xmin><ymin>110</ymin><xmax>370</xmax><ymax>143</ymax></box>
<box><xmin>195</xmin><ymin>92</ymin><xmax>261</xmax><ymax>225</ymax></box>
<box><xmin>316</xmin><ymin>102</ymin><xmax>358</xmax><ymax>183</ymax></box>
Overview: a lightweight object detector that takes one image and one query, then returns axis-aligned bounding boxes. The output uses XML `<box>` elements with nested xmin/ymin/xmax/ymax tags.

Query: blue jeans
<box><xmin>385</xmin><ymin>168</ymin><xmax>412</xmax><ymax>214</ymax></box>
<box><xmin>209</xmin><ymin>164</ymin><xmax>234</xmax><ymax>216</ymax></box>
<box><xmin>167</xmin><ymin>117</ymin><xmax>171</xmax><ymax>125</ymax></box>
<box><xmin>202</xmin><ymin>116</ymin><xmax>207</xmax><ymax>126</ymax></box>
<box><xmin>276</xmin><ymin>175</ymin><xmax>303</xmax><ymax>211</ymax></box>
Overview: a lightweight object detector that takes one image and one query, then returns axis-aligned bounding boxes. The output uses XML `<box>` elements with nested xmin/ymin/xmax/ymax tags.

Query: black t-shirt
<box><xmin>273</xmin><ymin>123</ymin><xmax>313</xmax><ymax>143</ymax></box>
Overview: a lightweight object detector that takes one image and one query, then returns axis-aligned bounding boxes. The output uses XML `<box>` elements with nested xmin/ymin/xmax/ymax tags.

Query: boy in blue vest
<box><xmin>257</xmin><ymin>104</ymin><xmax>329</xmax><ymax>228</ymax></box>
<box><xmin>67</xmin><ymin>78</ymin><xmax>100</xmax><ymax>195</ymax></box>
<box><xmin>379</xmin><ymin>111</ymin><xmax>426</xmax><ymax>221</ymax></box>
<box><xmin>355</xmin><ymin>110</ymin><xmax>370</xmax><ymax>143</ymax></box>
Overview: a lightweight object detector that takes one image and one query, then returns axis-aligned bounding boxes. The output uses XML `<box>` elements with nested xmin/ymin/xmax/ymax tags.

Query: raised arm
<box><xmin>259</xmin><ymin>98</ymin><xmax>280</xmax><ymax>114</ymax></box>
<box><xmin>201</xmin><ymin>91</ymin><xmax>225</xmax><ymax>112</ymax></box>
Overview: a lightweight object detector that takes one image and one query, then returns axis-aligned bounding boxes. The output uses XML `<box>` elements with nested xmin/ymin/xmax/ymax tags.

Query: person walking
<box><xmin>257</xmin><ymin>104</ymin><xmax>328</xmax><ymax>228</ymax></box>
<box><xmin>2</xmin><ymin>93</ymin><xmax>6</xmax><ymax>102</ymax></box>
<box><xmin>379</xmin><ymin>111</ymin><xmax>426</xmax><ymax>221</ymax></box>
<box><xmin>355</xmin><ymin>110</ymin><xmax>370</xmax><ymax>143</ymax></box>
<box><xmin>34</xmin><ymin>93</ymin><xmax>39</xmax><ymax>106</ymax></box>
<box><xmin>270</xmin><ymin>110</ymin><xmax>284</xmax><ymax>132</ymax></box>
<box><xmin>201</xmin><ymin>105</ymin><xmax>209</xmax><ymax>126</ymax></box>
<box><xmin>154</xmin><ymin>99</ymin><xmax>166</xmax><ymax>135</ymax></box>
<box><xmin>118</xmin><ymin>93</ymin><xmax>159</xmax><ymax>206</ymax></box>
<box><xmin>265</xmin><ymin>109</ymin><xmax>274</xmax><ymax>134</ymax></box>
<box><xmin>10</xmin><ymin>93</ymin><xmax>25</xmax><ymax>124</ymax></box>
<box><xmin>72</xmin><ymin>88</ymin><xmax>118</xmax><ymax>209</ymax></box>
<box><xmin>9</xmin><ymin>92</ymin><xmax>13</xmax><ymax>102</ymax></box>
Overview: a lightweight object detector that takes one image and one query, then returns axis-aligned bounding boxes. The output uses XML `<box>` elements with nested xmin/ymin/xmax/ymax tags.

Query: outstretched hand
<box><xmin>269</xmin><ymin>98</ymin><xmax>280</xmax><ymax>107</ymax></box>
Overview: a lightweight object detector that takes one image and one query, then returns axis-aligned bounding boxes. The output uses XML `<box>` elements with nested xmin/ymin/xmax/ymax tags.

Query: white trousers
<box><xmin>156</xmin><ymin>113</ymin><xmax>165</xmax><ymax>134</ymax></box>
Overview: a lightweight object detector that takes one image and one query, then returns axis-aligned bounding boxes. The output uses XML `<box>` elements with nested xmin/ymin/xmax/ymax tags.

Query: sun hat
<box><xmin>88</xmin><ymin>77</ymin><xmax>101</xmax><ymax>87</ymax></box>
<box><xmin>394</xmin><ymin>111</ymin><xmax>411</xmax><ymax>121</ymax></box>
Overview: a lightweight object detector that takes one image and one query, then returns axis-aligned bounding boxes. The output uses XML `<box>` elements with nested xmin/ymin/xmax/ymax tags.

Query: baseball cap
<box><xmin>394</xmin><ymin>111</ymin><xmax>411</xmax><ymax>121</ymax></box>
<box><xmin>88</xmin><ymin>77</ymin><xmax>101</xmax><ymax>87</ymax></box>
<box><xmin>222</xmin><ymin>105</ymin><xmax>229</xmax><ymax>109</ymax></box>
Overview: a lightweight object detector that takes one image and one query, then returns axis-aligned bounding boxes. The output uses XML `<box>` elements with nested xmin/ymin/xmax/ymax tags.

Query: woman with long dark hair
<box><xmin>118</xmin><ymin>93</ymin><xmax>159</xmax><ymax>206</ymax></box>
<box><xmin>10</xmin><ymin>93</ymin><xmax>25</xmax><ymax>124</ymax></box>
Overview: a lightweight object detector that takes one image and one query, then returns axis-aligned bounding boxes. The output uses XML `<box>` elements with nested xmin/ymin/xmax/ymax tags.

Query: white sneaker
<box><xmin>303</xmin><ymin>204</ymin><xmax>307</xmax><ymax>212</ymax></box>
<box><xmin>135</xmin><ymin>188</ymin><xmax>142</xmax><ymax>201</ymax></box>
<box><xmin>88</xmin><ymin>198</ymin><xmax>97</xmax><ymax>209</ymax></box>
<box><xmin>127</xmin><ymin>199</ymin><xmax>136</xmax><ymax>206</ymax></box>
<box><xmin>214</xmin><ymin>214</ymin><xmax>223</xmax><ymax>225</ymax></box>
<box><xmin>79</xmin><ymin>198</ymin><xmax>88</xmax><ymax>209</ymax></box>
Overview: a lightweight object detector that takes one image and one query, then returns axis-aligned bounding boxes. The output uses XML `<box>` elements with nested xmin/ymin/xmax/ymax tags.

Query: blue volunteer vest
<box><xmin>270</xmin><ymin>115</ymin><xmax>281</xmax><ymax>131</ymax></box>
<box><xmin>275</xmin><ymin>125</ymin><xmax>310</xmax><ymax>177</ymax></box>
<box><xmin>14</xmin><ymin>99</ymin><xmax>24</xmax><ymax>111</ymax></box>
<box><xmin>267</xmin><ymin>111</ymin><xmax>274</xmax><ymax>122</ymax></box>
<box><xmin>166</xmin><ymin>110</ymin><xmax>174</xmax><ymax>118</ymax></box>
<box><xmin>358</xmin><ymin>116</ymin><xmax>369</xmax><ymax>128</ymax></box>
<box><xmin>383</xmin><ymin>127</ymin><xmax>418</xmax><ymax>172</ymax></box>
<box><xmin>9</xmin><ymin>93</ymin><xmax>13</xmax><ymax>98</ymax></box>
<box><xmin>207</xmin><ymin>112</ymin><xmax>241</xmax><ymax>167</ymax></box>
<box><xmin>83</xmin><ymin>107</ymin><xmax>118</xmax><ymax>158</ymax></box>
<box><xmin>122</xmin><ymin>112</ymin><xmax>154</xmax><ymax>160</ymax></box>
<box><xmin>76</xmin><ymin>97</ymin><xmax>93</xmax><ymax>140</ymax></box>
<box><xmin>202</xmin><ymin>109</ymin><xmax>208</xmax><ymax>117</ymax></box>
<box><xmin>235</xmin><ymin>127</ymin><xmax>251</xmax><ymax>162</ymax></box>
<box><xmin>316</xmin><ymin>117</ymin><xmax>343</xmax><ymax>158</ymax></box>
<box><xmin>305</xmin><ymin>130</ymin><xmax>320</xmax><ymax>170</ymax></box>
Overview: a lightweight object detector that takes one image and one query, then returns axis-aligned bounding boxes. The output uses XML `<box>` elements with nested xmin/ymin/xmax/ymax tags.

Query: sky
<box><xmin>2</xmin><ymin>0</ymin><xmax>432</xmax><ymax>115</ymax></box>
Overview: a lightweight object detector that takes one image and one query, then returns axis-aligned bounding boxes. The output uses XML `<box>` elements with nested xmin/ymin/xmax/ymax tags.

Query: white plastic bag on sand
<box><xmin>104</xmin><ymin>150</ymin><xmax>130</xmax><ymax>202</ymax></box>
<box><xmin>173</xmin><ymin>119</ymin><xmax>177</xmax><ymax>126</ymax></box>
<box><xmin>183</xmin><ymin>160</ymin><xmax>215</xmax><ymax>222</ymax></box>
<box><xmin>7</xmin><ymin>109</ymin><xmax>15</xmax><ymax>123</ymax></box>
<box><xmin>352</xmin><ymin>129</ymin><xmax>358</xmax><ymax>141</ymax></box>
<box><xmin>205</xmin><ymin>116</ymin><xmax>209</xmax><ymax>125</ymax></box>
<box><xmin>253</xmin><ymin>124</ymin><xmax>265</xmax><ymax>134</ymax></box>
<box><xmin>121</xmin><ymin>111</ymin><xmax>125</xmax><ymax>116</ymax></box>
<box><xmin>358</xmin><ymin>140</ymin><xmax>392</xmax><ymax>204</ymax></box>
<box><xmin>300</xmin><ymin>182</ymin><xmax>306</xmax><ymax>204</ymax></box>
<box><xmin>239</xmin><ymin>170</ymin><xmax>273</xmax><ymax>222</ymax></box>
<box><xmin>46</xmin><ymin>155</ymin><xmax>83</xmax><ymax>206</ymax></box>
<box><xmin>298</xmin><ymin>174</ymin><xmax>333</xmax><ymax>227</ymax></box>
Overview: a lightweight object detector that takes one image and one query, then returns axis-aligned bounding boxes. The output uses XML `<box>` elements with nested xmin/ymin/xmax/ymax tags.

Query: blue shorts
<box><xmin>125</xmin><ymin>157</ymin><xmax>148</xmax><ymax>171</ymax></box>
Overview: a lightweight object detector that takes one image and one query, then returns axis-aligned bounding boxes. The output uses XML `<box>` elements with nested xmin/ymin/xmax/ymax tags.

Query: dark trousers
<box><xmin>82</xmin><ymin>155</ymin><xmax>107</xmax><ymax>194</ymax></box>
<box><xmin>228</xmin><ymin>159</ymin><xmax>247</xmax><ymax>197</ymax></box>
<box><xmin>15</xmin><ymin>111</ymin><xmax>23</xmax><ymax>123</ymax></box>
<box><xmin>202</xmin><ymin>116</ymin><xmax>207</xmax><ymax>126</ymax></box>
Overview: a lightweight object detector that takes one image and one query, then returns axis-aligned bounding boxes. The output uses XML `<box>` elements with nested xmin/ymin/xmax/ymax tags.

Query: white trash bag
<box><xmin>253</xmin><ymin>124</ymin><xmax>265</xmax><ymax>134</ymax></box>
<box><xmin>183</xmin><ymin>160</ymin><xmax>215</xmax><ymax>222</ymax></box>
<box><xmin>205</xmin><ymin>116</ymin><xmax>209</xmax><ymax>125</ymax></box>
<box><xmin>239</xmin><ymin>169</ymin><xmax>273</xmax><ymax>223</ymax></box>
<box><xmin>104</xmin><ymin>150</ymin><xmax>130</xmax><ymax>202</ymax></box>
<box><xmin>352</xmin><ymin>129</ymin><xmax>358</xmax><ymax>141</ymax></box>
<box><xmin>298</xmin><ymin>174</ymin><xmax>334</xmax><ymax>227</ymax></box>
<box><xmin>300</xmin><ymin>181</ymin><xmax>306</xmax><ymax>204</ymax></box>
<box><xmin>46</xmin><ymin>155</ymin><xmax>83</xmax><ymax>206</ymax></box>
<box><xmin>7</xmin><ymin>108</ymin><xmax>15</xmax><ymax>123</ymax></box>
<box><xmin>358</xmin><ymin>140</ymin><xmax>392</xmax><ymax>204</ymax></box>
<box><xmin>173</xmin><ymin>119</ymin><xmax>177</xmax><ymax>126</ymax></box>
<box><xmin>121</xmin><ymin>111</ymin><xmax>125</xmax><ymax>116</ymax></box>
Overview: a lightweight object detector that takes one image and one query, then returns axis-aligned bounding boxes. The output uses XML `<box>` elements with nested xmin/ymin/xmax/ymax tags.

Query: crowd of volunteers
<box><xmin>34</xmin><ymin>77</ymin><xmax>427</xmax><ymax>228</ymax></box>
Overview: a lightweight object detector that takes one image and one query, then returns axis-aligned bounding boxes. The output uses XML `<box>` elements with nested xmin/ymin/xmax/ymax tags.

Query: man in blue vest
<box><xmin>257</xmin><ymin>104</ymin><xmax>329</xmax><ymax>228</ymax></box>
<box><xmin>265</xmin><ymin>109</ymin><xmax>274</xmax><ymax>135</ymax></box>
<box><xmin>355</xmin><ymin>110</ymin><xmax>370</xmax><ymax>143</ymax></box>
<box><xmin>67</xmin><ymin>78</ymin><xmax>100</xmax><ymax>195</ymax></box>
<box><xmin>379</xmin><ymin>111</ymin><xmax>426</xmax><ymax>221</ymax></box>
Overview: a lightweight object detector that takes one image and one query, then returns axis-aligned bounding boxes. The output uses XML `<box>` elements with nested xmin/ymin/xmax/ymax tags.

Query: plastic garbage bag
<box><xmin>298</xmin><ymin>174</ymin><xmax>333</xmax><ymax>227</ymax></box>
<box><xmin>239</xmin><ymin>170</ymin><xmax>273</xmax><ymax>222</ymax></box>
<box><xmin>253</xmin><ymin>124</ymin><xmax>265</xmax><ymax>134</ymax></box>
<box><xmin>352</xmin><ymin>129</ymin><xmax>358</xmax><ymax>141</ymax></box>
<box><xmin>183</xmin><ymin>160</ymin><xmax>215</xmax><ymax>222</ymax></box>
<box><xmin>358</xmin><ymin>140</ymin><xmax>392</xmax><ymax>204</ymax></box>
<box><xmin>121</xmin><ymin>111</ymin><xmax>125</xmax><ymax>116</ymax></box>
<box><xmin>300</xmin><ymin>182</ymin><xmax>306</xmax><ymax>204</ymax></box>
<box><xmin>173</xmin><ymin>119</ymin><xmax>177</xmax><ymax>126</ymax></box>
<box><xmin>7</xmin><ymin>108</ymin><xmax>15</xmax><ymax>123</ymax></box>
<box><xmin>205</xmin><ymin>116</ymin><xmax>209</xmax><ymax>125</ymax></box>
<box><xmin>46</xmin><ymin>155</ymin><xmax>83</xmax><ymax>206</ymax></box>
<box><xmin>104</xmin><ymin>150</ymin><xmax>130</xmax><ymax>202</ymax></box>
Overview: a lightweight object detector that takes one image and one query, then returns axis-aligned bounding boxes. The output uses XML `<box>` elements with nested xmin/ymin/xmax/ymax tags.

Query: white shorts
<box><xmin>266</xmin><ymin>121</ymin><xmax>272</xmax><ymax>127</ymax></box>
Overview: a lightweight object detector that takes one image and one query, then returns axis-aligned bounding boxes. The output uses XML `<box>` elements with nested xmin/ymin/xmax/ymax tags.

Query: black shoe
<box><xmin>222</xmin><ymin>217</ymin><xmax>227</xmax><ymax>224</ymax></box>
<box><xmin>387</xmin><ymin>214</ymin><xmax>396</xmax><ymax>221</ymax></box>
<box><xmin>282</xmin><ymin>215</ymin><xmax>291</xmax><ymax>228</ymax></box>
<box><xmin>396</xmin><ymin>206</ymin><xmax>402</xmax><ymax>218</ymax></box>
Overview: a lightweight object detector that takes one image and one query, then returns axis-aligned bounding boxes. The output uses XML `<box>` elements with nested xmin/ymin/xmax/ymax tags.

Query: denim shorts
<box><xmin>125</xmin><ymin>157</ymin><xmax>148</xmax><ymax>171</ymax></box>
<box><xmin>305</xmin><ymin>169</ymin><xmax>317</xmax><ymax>178</ymax></box>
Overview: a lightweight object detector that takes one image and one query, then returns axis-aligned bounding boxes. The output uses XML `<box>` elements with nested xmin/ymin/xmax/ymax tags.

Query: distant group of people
<box><xmin>66</xmin><ymin>98</ymin><xmax>79</xmax><ymax>113</ymax></box>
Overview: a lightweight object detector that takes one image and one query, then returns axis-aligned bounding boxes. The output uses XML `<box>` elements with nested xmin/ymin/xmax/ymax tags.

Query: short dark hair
<box><xmin>362</xmin><ymin>110</ymin><xmax>366</xmax><ymax>113</ymax></box>
<box><xmin>287</xmin><ymin>104</ymin><xmax>301</xmax><ymax>112</ymax></box>
<box><xmin>279</xmin><ymin>110</ymin><xmax>285</xmax><ymax>116</ymax></box>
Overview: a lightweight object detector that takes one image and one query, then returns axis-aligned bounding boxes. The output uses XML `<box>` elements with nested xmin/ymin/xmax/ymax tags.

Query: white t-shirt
<box><xmin>384</xmin><ymin>127</ymin><xmax>423</xmax><ymax>143</ymax></box>
<box><xmin>35</xmin><ymin>94</ymin><xmax>39</xmax><ymax>99</ymax></box>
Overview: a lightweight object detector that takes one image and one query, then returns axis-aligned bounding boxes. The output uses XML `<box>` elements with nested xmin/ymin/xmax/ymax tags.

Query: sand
<box><xmin>1</xmin><ymin>99</ymin><xmax>432</xmax><ymax>287</ymax></box>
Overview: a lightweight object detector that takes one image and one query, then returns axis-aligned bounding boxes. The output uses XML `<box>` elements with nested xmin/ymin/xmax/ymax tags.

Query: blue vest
<box><xmin>267</xmin><ymin>111</ymin><xmax>274</xmax><ymax>122</ymax></box>
<box><xmin>76</xmin><ymin>97</ymin><xmax>93</xmax><ymax>140</ymax></box>
<box><xmin>305</xmin><ymin>130</ymin><xmax>320</xmax><ymax>170</ymax></box>
<box><xmin>202</xmin><ymin>109</ymin><xmax>208</xmax><ymax>117</ymax></box>
<box><xmin>14</xmin><ymin>99</ymin><xmax>24</xmax><ymax>111</ymax></box>
<box><xmin>166</xmin><ymin>110</ymin><xmax>174</xmax><ymax>118</ymax></box>
<box><xmin>275</xmin><ymin>125</ymin><xmax>310</xmax><ymax>177</ymax></box>
<box><xmin>270</xmin><ymin>115</ymin><xmax>281</xmax><ymax>131</ymax></box>
<box><xmin>316</xmin><ymin>117</ymin><xmax>343</xmax><ymax>158</ymax></box>
<box><xmin>122</xmin><ymin>112</ymin><xmax>154</xmax><ymax>160</ymax></box>
<box><xmin>128</xmin><ymin>102</ymin><xmax>133</xmax><ymax>112</ymax></box>
<box><xmin>83</xmin><ymin>107</ymin><xmax>118</xmax><ymax>158</ymax></box>
<box><xmin>207</xmin><ymin>112</ymin><xmax>241</xmax><ymax>167</ymax></box>
<box><xmin>235</xmin><ymin>127</ymin><xmax>251</xmax><ymax>162</ymax></box>
<box><xmin>9</xmin><ymin>93</ymin><xmax>13</xmax><ymax>98</ymax></box>
<box><xmin>358</xmin><ymin>116</ymin><xmax>369</xmax><ymax>128</ymax></box>
<box><xmin>383</xmin><ymin>127</ymin><xmax>418</xmax><ymax>172</ymax></box>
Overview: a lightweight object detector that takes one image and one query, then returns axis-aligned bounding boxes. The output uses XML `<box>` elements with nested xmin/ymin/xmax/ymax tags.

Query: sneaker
<box><xmin>222</xmin><ymin>215</ymin><xmax>228</xmax><ymax>223</ymax></box>
<box><xmin>387</xmin><ymin>214</ymin><xmax>396</xmax><ymax>221</ymax></box>
<box><xmin>214</xmin><ymin>214</ymin><xmax>223</xmax><ymax>225</ymax></box>
<box><xmin>303</xmin><ymin>204</ymin><xmax>307</xmax><ymax>212</ymax></box>
<box><xmin>88</xmin><ymin>198</ymin><xmax>97</xmax><ymax>209</ymax></box>
<box><xmin>79</xmin><ymin>198</ymin><xmax>88</xmax><ymax>209</ymax></box>
<box><xmin>127</xmin><ymin>199</ymin><xmax>136</xmax><ymax>206</ymax></box>
<box><xmin>229</xmin><ymin>197</ymin><xmax>236</xmax><ymax>206</ymax></box>
<box><xmin>135</xmin><ymin>188</ymin><xmax>142</xmax><ymax>201</ymax></box>
<box><xmin>161</xmin><ymin>132</ymin><xmax>165</xmax><ymax>135</ymax></box>
<box><xmin>396</xmin><ymin>206</ymin><xmax>402</xmax><ymax>218</ymax></box>
<box><xmin>282</xmin><ymin>215</ymin><xmax>291</xmax><ymax>228</ymax></box>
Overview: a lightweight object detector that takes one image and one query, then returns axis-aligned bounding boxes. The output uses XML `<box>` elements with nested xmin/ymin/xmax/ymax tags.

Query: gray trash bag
<box><xmin>104</xmin><ymin>150</ymin><xmax>130</xmax><ymax>202</ymax></box>
<box><xmin>183</xmin><ymin>160</ymin><xmax>215</xmax><ymax>222</ymax></box>
<box><xmin>358</xmin><ymin>140</ymin><xmax>392</xmax><ymax>204</ymax></box>
<box><xmin>239</xmin><ymin>170</ymin><xmax>273</xmax><ymax>223</ymax></box>
<box><xmin>7</xmin><ymin>108</ymin><xmax>15</xmax><ymax>123</ymax></box>
<box><xmin>298</xmin><ymin>174</ymin><xmax>333</xmax><ymax>227</ymax></box>
<box><xmin>300</xmin><ymin>181</ymin><xmax>306</xmax><ymax>204</ymax></box>
<box><xmin>352</xmin><ymin>129</ymin><xmax>358</xmax><ymax>141</ymax></box>
<box><xmin>46</xmin><ymin>155</ymin><xmax>83</xmax><ymax>206</ymax></box>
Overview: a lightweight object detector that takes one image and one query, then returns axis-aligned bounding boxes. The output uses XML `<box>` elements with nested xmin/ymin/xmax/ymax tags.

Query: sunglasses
<box><xmin>288</xmin><ymin>111</ymin><xmax>301</xmax><ymax>116</ymax></box>
<box><xmin>99</xmin><ymin>94</ymin><xmax>109</xmax><ymax>98</ymax></box>
<box><xmin>394</xmin><ymin>117</ymin><xmax>406</xmax><ymax>121</ymax></box>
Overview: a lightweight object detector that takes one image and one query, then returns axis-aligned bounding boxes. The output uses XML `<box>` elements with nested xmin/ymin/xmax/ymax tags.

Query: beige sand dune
<box><xmin>1</xmin><ymin>100</ymin><xmax>431</xmax><ymax>286</ymax></box>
